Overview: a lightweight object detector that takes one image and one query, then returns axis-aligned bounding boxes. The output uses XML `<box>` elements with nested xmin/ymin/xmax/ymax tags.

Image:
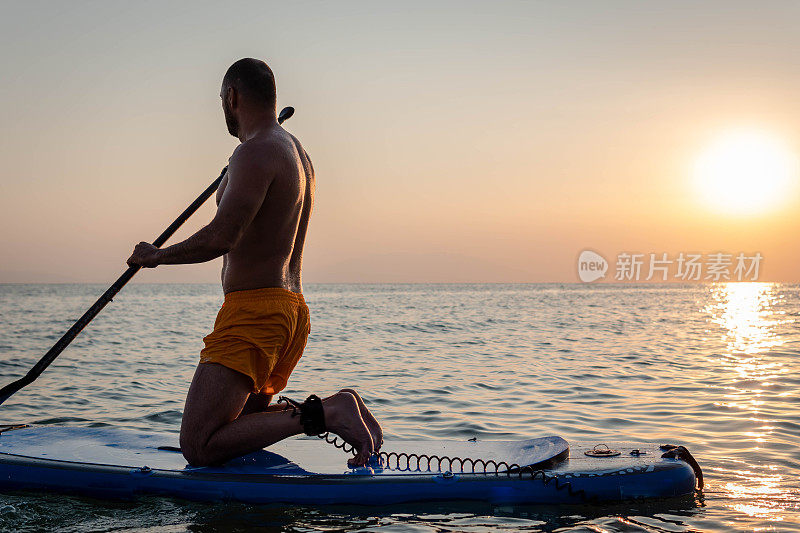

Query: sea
<box><xmin>0</xmin><ymin>283</ymin><xmax>798</xmax><ymax>532</ymax></box>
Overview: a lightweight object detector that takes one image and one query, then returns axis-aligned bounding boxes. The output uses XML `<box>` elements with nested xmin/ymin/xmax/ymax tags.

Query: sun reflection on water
<box><xmin>704</xmin><ymin>282</ymin><xmax>784</xmax><ymax>355</ymax></box>
<box><xmin>703</xmin><ymin>282</ymin><xmax>797</xmax><ymax>522</ymax></box>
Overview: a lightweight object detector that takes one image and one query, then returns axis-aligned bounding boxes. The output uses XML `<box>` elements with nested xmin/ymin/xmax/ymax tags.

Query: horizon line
<box><xmin>0</xmin><ymin>281</ymin><xmax>794</xmax><ymax>286</ymax></box>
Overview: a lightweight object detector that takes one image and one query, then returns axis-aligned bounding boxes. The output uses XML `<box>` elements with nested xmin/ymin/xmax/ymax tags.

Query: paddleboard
<box><xmin>0</xmin><ymin>426</ymin><xmax>698</xmax><ymax>505</ymax></box>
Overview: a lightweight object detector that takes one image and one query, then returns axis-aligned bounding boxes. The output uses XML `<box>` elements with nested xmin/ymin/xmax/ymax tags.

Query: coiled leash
<box><xmin>278</xmin><ymin>395</ymin><xmax>591</xmax><ymax>503</ymax></box>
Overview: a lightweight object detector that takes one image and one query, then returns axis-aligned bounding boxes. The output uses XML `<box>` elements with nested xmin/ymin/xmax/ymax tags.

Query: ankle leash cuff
<box><xmin>277</xmin><ymin>394</ymin><xmax>327</xmax><ymax>436</ymax></box>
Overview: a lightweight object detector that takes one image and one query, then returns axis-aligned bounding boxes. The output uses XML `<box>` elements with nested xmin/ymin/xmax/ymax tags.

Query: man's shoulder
<box><xmin>228</xmin><ymin>137</ymin><xmax>284</xmax><ymax>175</ymax></box>
<box><xmin>230</xmin><ymin>136</ymin><xmax>275</xmax><ymax>160</ymax></box>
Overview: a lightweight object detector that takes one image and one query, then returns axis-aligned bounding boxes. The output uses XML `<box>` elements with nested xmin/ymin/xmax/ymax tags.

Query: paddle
<box><xmin>0</xmin><ymin>106</ymin><xmax>296</xmax><ymax>406</ymax></box>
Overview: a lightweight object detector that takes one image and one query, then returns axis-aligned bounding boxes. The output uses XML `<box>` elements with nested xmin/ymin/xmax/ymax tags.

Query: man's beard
<box><xmin>223</xmin><ymin>103</ymin><xmax>239</xmax><ymax>137</ymax></box>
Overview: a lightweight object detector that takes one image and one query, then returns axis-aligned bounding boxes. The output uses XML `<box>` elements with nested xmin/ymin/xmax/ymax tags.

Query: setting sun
<box><xmin>693</xmin><ymin>130</ymin><xmax>798</xmax><ymax>215</ymax></box>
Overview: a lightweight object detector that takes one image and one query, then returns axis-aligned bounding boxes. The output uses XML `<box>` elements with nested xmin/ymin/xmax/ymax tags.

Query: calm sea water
<box><xmin>0</xmin><ymin>283</ymin><xmax>798</xmax><ymax>532</ymax></box>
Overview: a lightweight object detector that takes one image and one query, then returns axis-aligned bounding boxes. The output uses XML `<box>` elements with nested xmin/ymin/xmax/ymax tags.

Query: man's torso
<box><xmin>217</xmin><ymin>128</ymin><xmax>314</xmax><ymax>294</ymax></box>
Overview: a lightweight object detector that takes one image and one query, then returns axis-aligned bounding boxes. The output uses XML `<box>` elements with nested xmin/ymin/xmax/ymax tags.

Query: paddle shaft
<box><xmin>0</xmin><ymin>107</ymin><xmax>295</xmax><ymax>406</ymax></box>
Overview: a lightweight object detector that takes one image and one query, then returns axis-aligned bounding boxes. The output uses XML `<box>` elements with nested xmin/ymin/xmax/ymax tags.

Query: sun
<box><xmin>693</xmin><ymin>130</ymin><xmax>798</xmax><ymax>215</ymax></box>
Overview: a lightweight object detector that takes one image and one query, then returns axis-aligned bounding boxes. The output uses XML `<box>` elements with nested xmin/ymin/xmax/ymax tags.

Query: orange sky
<box><xmin>1</xmin><ymin>2</ymin><xmax>798</xmax><ymax>283</ymax></box>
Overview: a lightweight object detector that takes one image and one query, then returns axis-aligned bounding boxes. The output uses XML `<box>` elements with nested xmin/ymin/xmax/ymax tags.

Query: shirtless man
<box><xmin>127</xmin><ymin>58</ymin><xmax>381</xmax><ymax>467</ymax></box>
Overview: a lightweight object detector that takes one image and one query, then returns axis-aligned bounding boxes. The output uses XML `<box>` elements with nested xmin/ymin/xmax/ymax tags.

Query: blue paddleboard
<box><xmin>0</xmin><ymin>426</ymin><xmax>697</xmax><ymax>505</ymax></box>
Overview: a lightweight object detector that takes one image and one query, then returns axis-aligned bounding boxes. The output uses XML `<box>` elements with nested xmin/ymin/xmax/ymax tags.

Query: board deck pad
<box><xmin>0</xmin><ymin>426</ymin><xmax>698</xmax><ymax>505</ymax></box>
<box><xmin>0</xmin><ymin>426</ymin><xmax>568</xmax><ymax>475</ymax></box>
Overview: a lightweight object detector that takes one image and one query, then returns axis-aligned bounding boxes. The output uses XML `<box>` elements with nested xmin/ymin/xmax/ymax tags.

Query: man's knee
<box><xmin>179</xmin><ymin>362</ymin><xmax>252</xmax><ymax>465</ymax></box>
<box><xmin>179</xmin><ymin>412</ymin><xmax>219</xmax><ymax>466</ymax></box>
<box><xmin>179</xmin><ymin>426</ymin><xmax>208</xmax><ymax>466</ymax></box>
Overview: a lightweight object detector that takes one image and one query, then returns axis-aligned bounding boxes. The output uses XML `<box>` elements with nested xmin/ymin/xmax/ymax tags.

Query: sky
<box><xmin>1</xmin><ymin>0</ymin><xmax>798</xmax><ymax>283</ymax></box>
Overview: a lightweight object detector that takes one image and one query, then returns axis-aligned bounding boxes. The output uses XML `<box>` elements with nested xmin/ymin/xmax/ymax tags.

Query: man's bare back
<box><xmin>218</xmin><ymin>128</ymin><xmax>314</xmax><ymax>294</ymax></box>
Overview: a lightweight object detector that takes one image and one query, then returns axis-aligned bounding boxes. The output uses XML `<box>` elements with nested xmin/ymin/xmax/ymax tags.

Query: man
<box><xmin>127</xmin><ymin>58</ymin><xmax>381</xmax><ymax>467</ymax></box>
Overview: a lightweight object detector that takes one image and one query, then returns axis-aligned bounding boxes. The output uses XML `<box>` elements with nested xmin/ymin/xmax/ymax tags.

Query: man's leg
<box><xmin>180</xmin><ymin>362</ymin><xmax>374</xmax><ymax>466</ymax></box>
<box><xmin>239</xmin><ymin>392</ymin><xmax>273</xmax><ymax>416</ymax></box>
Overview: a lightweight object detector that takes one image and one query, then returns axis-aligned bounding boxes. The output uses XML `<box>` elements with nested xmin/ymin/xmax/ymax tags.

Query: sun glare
<box><xmin>693</xmin><ymin>130</ymin><xmax>798</xmax><ymax>215</ymax></box>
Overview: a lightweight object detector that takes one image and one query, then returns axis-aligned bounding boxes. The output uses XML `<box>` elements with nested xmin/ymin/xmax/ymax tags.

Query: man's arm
<box><xmin>127</xmin><ymin>143</ymin><xmax>273</xmax><ymax>268</ymax></box>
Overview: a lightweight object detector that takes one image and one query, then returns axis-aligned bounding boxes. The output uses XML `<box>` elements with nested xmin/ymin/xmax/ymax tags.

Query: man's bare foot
<box><xmin>322</xmin><ymin>392</ymin><xmax>374</xmax><ymax>467</ymax></box>
<box><xmin>339</xmin><ymin>388</ymin><xmax>383</xmax><ymax>453</ymax></box>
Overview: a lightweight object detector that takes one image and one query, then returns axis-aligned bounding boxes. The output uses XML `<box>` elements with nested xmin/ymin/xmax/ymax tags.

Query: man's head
<box><xmin>221</xmin><ymin>58</ymin><xmax>277</xmax><ymax>137</ymax></box>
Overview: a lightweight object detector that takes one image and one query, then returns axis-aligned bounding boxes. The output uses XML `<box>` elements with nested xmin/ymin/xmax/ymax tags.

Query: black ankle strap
<box><xmin>278</xmin><ymin>394</ymin><xmax>327</xmax><ymax>436</ymax></box>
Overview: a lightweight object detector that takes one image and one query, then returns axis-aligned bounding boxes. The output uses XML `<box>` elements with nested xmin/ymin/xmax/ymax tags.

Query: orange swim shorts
<box><xmin>199</xmin><ymin>287</ymin><xmax>310</xmax><ymax>395</ymax></box>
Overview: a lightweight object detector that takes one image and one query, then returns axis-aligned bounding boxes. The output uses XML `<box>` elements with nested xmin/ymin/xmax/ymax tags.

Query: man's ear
<box><xmin>226</xmin><ymin>86</ymin><xmax>238</xmax><ymax>109</ymax></box>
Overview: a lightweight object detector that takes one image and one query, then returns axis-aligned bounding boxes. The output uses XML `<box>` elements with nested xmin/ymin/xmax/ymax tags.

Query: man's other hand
<box><xmin>127</xmin><ymin>242</ymin><xmax>161</xmax><ymax>268</ymax></box>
